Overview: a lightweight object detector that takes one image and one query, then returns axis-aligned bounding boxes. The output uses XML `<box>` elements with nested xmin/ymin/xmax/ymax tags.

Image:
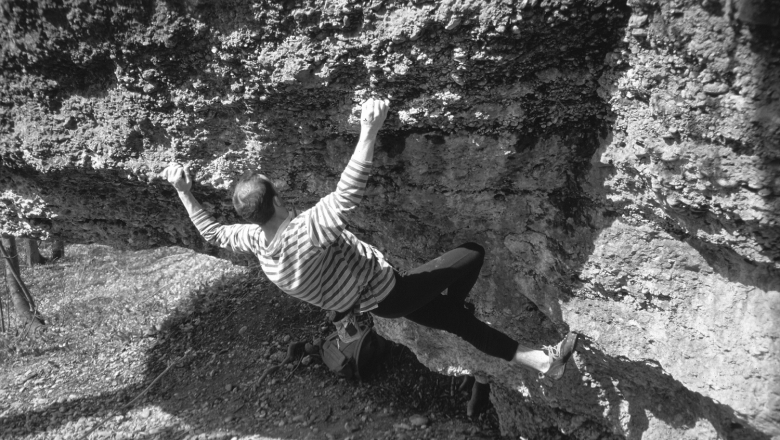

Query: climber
<box><xmin>162</xmin><ymin>97</ymin><xmax>578</xmax><ymax>413</ymax></box>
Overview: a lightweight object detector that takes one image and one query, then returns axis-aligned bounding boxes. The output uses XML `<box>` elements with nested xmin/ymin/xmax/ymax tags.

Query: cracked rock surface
<box><xmin>1</xmin><ymin>0</ymin><xmax>778</xmax><ymax>438</ymax></box>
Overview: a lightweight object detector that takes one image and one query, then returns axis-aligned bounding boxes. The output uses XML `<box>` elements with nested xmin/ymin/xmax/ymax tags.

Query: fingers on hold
<box><xmin>362</xmin><ymin>101</ymin><xmax>373</xmax><ymax>119</ymax></box>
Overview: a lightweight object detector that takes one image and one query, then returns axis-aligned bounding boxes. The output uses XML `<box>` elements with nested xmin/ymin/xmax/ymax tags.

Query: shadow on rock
<box><xmin>577</xmin><ymin>338</ymin><xmax>771</xmax><ymax>440</ymax></box>
<box><xmin>492</xmin><ymin>336</ymin><xmax>770</xmax><ymax>440</ymax></box>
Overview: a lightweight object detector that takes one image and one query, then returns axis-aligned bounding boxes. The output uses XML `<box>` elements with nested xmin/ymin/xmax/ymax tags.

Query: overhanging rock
<box><xmin>1</xmin><ymin>0</ymin><xmax>778</xmax><ymax>438</ymax></box>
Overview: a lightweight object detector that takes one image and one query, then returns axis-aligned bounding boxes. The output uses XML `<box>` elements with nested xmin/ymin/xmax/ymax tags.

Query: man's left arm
<box><xmin>350</xmin><ymin>98</ymin><xmax>389</xmax><ymax>164</ymax></box>
<box><xmin>305</xmin><ymin>98</ymin><xmax>389</xmax><ymax>248</ymax></box>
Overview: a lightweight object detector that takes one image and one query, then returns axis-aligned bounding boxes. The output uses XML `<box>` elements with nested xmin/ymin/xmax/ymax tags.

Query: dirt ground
<box><xmin>0</xmin><ymin>244</ymin><xmax>503</xmax><ymax>440</ymax></box>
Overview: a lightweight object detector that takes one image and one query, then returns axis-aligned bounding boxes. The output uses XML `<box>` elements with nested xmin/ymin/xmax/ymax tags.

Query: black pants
<box><xmin>372</xmin><ymin>243</ymin><xmax>519</xmax><ymax>361</ymax></box>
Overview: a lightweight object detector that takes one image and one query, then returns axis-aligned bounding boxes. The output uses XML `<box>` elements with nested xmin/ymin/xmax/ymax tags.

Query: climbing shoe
<box><xmin>543</xmin><ymin>332</ymin><xmax>579</xmax><ymax>380</ymax></box>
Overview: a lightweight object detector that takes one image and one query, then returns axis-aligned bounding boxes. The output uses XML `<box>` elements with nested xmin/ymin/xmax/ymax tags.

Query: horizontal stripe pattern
<box><xmin>190</xmin><ymin>158</ymin><xmax>394</xmax><ymax>312</ymax></box>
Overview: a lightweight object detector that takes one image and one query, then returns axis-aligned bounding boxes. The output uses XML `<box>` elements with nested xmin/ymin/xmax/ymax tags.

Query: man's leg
<box><xmin>373</xmin><ymin>242</ymin><xmax>573</xmax><ymax>374</ymax></box>
<box><xmin>403</xmin><ymin>293</ymin><xmax>519</xmax><ymax>360</ymax></box>
<box><xmin>400</xmin><ymin>292</ymin><xmax>571</xmax><ymax>375</ymax></box>
<box><xmin>373</xmin><ymin>242</ymin><xmax>484</xmax><ymax>318</ymax></box>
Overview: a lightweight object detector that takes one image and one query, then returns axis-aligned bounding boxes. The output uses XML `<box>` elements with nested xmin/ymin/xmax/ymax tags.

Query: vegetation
<box><xmin>1</xmin><ymin>244</ymin><xmax>500</xmax><ymax>439</ymax></box>
<box><xmin>1</xmin><ymin>190</ymin><xmax>57</xmax><ymax>334</ymax></box>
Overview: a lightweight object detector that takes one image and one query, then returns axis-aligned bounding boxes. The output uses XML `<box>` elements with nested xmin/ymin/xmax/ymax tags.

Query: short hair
<box><xmin>232</xmin><ymin>171</ymin><xmax>277</xmax><ymax>225</ymax></box>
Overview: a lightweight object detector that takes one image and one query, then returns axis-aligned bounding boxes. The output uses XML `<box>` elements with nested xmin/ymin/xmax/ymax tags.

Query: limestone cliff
<box><xmin>1</xmin><ymin>0</ymin><xmax>778</xmax><ymax>438</ymax></box>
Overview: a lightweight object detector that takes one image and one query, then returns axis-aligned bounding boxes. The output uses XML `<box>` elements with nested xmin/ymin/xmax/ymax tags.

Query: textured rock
<box><xmin>1</xmin><ymin>0</ymin><xmax>778</xmax><ymax>438</ymax></box>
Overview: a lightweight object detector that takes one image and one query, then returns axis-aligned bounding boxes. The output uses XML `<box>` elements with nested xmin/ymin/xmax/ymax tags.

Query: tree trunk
<box><xmin>51</xmin><ymin>239</ymin><xmax>65</xmax><ymax>261</ymax></box>
<box><xmin>23</xmin><ymin>239</ymin><xmax>47</xmax><ymax>266</ymax></box>
<box><xmin>0</xmin><ymin>236</ymin><xmax>45</xmax><ymax>332</ymax></box>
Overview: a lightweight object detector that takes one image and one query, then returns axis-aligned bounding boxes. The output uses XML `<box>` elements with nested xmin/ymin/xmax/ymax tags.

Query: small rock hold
<box><xmin>666</xmin><ymin>196</ymin><xmax>681</xmax><ymax>207</ymax></box>
<box><xmin>392</xmin><ymin>34</ymin><xmax>406</xmax><ymax>44</ymax></box>
<box><xmin>445</xmin><ymin>17</ymin><xmax>462</xmax><ymax>31</ymax></box>
<box><xmin>703</xmin><ymin>83</ymin><xmax>728</xmax><ymax>95</ymax></box>
<box><xmin>520</xmin><ymin>0</ymin><xmax>539</xmax><ymax>8</ymax></box>
<box><xmin>628</xmin><ymin>14</ymin><xmax>648</xmax><ymax>28</ymax></box>
<box><xmin>716</xmin><ymin>178</ymin><xmax>738</xmax><ymax>188</ymax></box>
<box><xmin>451</xmin><ymin>73</ymin><xmax>465</xmax><ymax>85</ymax></box>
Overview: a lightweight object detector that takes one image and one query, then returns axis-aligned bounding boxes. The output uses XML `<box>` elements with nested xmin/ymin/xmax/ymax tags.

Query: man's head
<box><xmin>232</xmin><ymin>171</ymin><xmax>278</xmax><ymax>225</ymax></box>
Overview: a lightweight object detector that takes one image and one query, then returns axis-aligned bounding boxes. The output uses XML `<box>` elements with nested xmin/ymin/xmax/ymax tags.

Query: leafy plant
<box><xmin>0</xmin><ymin>190</ymin><xmax>55</xmax><ymax>239</ymax></box>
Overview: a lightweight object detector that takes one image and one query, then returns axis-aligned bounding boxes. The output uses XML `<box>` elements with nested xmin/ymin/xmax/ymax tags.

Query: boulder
<box><xmin>1</xmin><ymin>0</ymin><xmax>778</xmax><ymax>438</ymax></box>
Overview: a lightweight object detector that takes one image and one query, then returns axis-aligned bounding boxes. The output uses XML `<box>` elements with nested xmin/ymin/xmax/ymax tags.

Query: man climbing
<box><xmin>163</xmin><ymin>98</ymin><xmax>578</xmax><ymax>415</ymax></box>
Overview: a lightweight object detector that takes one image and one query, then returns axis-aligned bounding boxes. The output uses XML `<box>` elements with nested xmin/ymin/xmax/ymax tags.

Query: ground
<box><xmin>0</xmin><ymin>244</ymin><xmax>505</xmax><ymax>440</ymax></box>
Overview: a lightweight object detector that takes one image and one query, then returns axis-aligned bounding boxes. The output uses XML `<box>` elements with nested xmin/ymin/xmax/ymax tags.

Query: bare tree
<box><xmin>1</xmin><ymin>236</ymin><xmax>45</xmax><ymax>332</ymax></box>
<box><xmin>24</xmin><ymin>238</ymin><xmax>47</xmax><ymax>266</ymax></box>
<box><xmin>1</xmin><ymin>191</ymin><xmax>51</xmax><ymax>333</ymax></box>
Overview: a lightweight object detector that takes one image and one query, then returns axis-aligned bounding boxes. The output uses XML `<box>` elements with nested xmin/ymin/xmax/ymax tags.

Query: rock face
<box><xmin>2</xmin><ymin>0</ymin><xmax>778</xmax><ymax>438</ymax></box>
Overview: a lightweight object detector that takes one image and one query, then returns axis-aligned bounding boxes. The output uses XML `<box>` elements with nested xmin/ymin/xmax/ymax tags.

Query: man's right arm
<box><xmin>163</xmin><ymin>164</ymin><xmax>260</xmax><ymax>254</ymax></box>
<box><xmin>176</xmin><ymin>189</ymin><xmax>204</xmax><ymax>218</ymax></box>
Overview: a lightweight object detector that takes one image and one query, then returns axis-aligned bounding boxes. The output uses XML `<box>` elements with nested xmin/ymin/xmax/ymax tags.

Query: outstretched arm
<box><xmin>162</xmin><ymin>164</ymin><xmax>260</xmax><ymax>254</ymax></box>
<box><xmin>305</xmin><ymin>98</ymin><xmax>389</xmax><ymax>248</ymax></box>
<box><xmin>162</xmin><ymin>164</ymin><xmax>203</xmax><ymax>216</ymax></box>
<box><xmin>352</xmin><ymin>98</ymin><xmax>389</xmax><ymax>163</ymax></box>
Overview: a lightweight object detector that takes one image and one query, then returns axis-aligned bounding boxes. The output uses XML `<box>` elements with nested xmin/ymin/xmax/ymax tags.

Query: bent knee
<box><xmin>459</xmin><ymin>242</ymin><xmax>485</xmax><ymax>258</ymax></box>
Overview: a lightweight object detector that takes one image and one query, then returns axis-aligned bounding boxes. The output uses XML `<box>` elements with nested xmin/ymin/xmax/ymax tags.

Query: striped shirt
<box><xmin>189</xmin><ymin>158</ymin><xmax>395</xmax><ymax>313</ymax></box>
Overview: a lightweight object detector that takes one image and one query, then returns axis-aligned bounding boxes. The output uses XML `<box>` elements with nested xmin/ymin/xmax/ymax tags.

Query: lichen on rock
<box><xmin>1</xmin><ymin>0</ymin><xmax>778</xmax><ymax>438</ymax></box>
